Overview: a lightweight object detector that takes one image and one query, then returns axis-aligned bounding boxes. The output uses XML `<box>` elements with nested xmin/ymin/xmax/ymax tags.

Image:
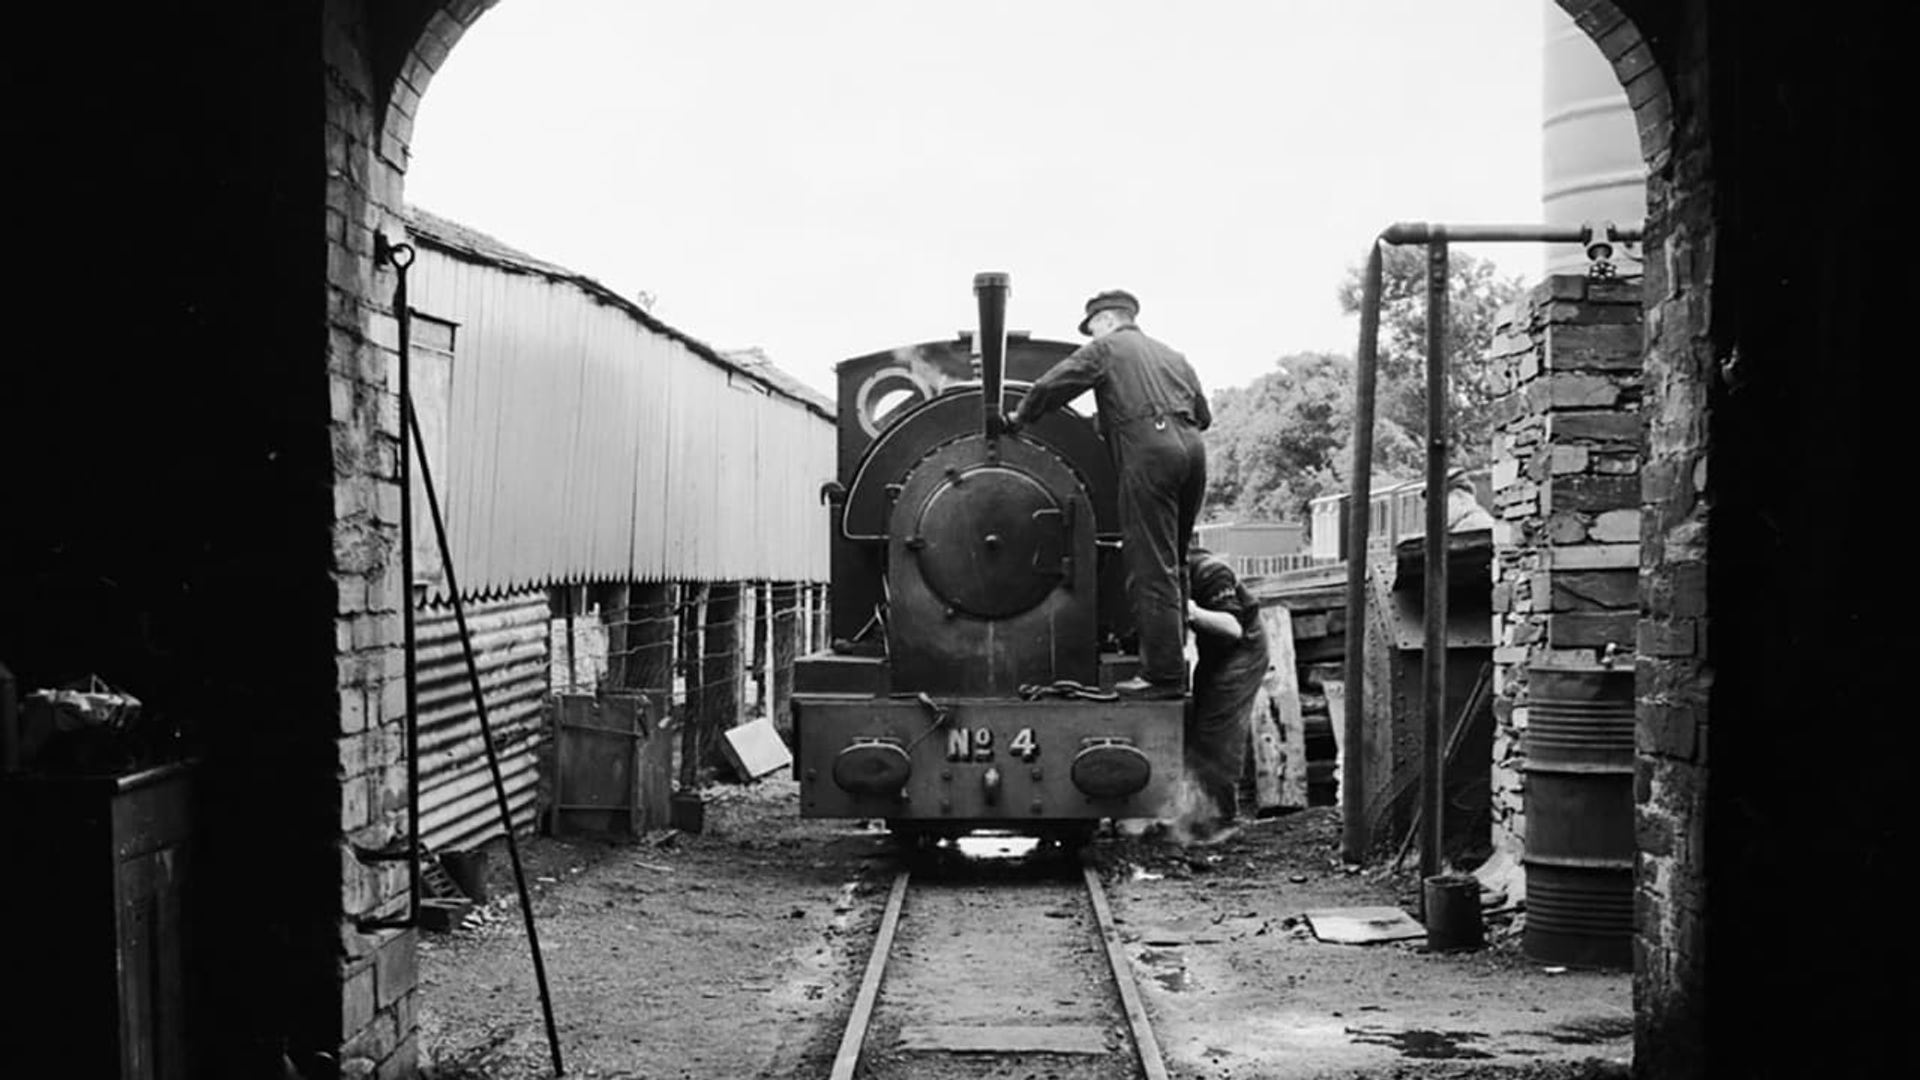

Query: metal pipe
<box><xmin>1339</xmin><ymin>240</ymin><xmax>1384</xmax><ymax>865</ymax></box>
<box><xmin>1420</xmin><ymin>235</ymin><xmax>1450</xmax><ymax>883</ymax></box>
<box><xmin>406</xmin><ymin>384</ymin><xmax>566</xmax><ymax>1077</ymax></box>
<box><xmin>1339</xmin><ymin>217</ymin><xmax>1644</xmax><ymax>869</ymax></box>
<box><xmin>974</xmin><ymin>271</ymin><xmax>1010</xmax><ymax>436</ymax></box>
<box><xmin>1382</xmin><ymin>221</ymin><xmax>1643</xmax><ymax>245</ymax></box>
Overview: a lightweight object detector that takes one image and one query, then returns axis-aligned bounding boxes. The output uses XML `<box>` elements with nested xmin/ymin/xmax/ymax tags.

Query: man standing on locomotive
<box><xmin>1182</xmin><ymin>541</ymin><xmax>1268</xmax><ymax>838</ymax></box>
<box><xmin>1005</xmin><ymin>289</ymin><xmax>1209</xmax><ymax>699</ymax></box>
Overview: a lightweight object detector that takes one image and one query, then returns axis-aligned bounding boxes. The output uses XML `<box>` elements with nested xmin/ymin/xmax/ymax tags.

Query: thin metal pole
<box><xmin>388</xmin><ymin>241</ymin><xmax>423</xmax><ymax>929</ymax></box>
<box><xmin>1420</xmin><ymin>235</ymin><xmax>1451</xmax><ymax>882</ymax></box>
<box><xmin>405</xmin><ymin>387</ymin><xmax>566</xmax><ymax>1077</ymax></box>
<box><xmin>1340</xmin><ymin>240</ymin><xmax>1384</xmax><ymax>865</ymax></box>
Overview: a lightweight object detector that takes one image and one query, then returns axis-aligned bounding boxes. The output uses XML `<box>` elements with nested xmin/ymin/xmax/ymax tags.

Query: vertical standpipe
<box><xmin>974</xmin><ymin>272</ymin><xmax>1010</xmax><ymax>436</ymax></box>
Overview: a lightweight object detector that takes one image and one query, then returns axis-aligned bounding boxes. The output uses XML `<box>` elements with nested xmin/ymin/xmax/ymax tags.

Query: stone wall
<box><xmin>1485</xmin><ymin>275</ymin><xmax>1646</xmax><ymax>862</ymax></box>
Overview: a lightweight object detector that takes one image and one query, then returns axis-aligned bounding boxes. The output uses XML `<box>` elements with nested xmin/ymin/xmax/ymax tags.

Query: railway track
<box><xmin>829</xmin><ymin>841</ymin><xmax>1169</xmax><ymax>1080</ymax></box>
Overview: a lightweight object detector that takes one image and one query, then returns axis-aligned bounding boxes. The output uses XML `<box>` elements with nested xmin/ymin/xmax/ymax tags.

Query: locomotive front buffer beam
<box><xmin>793</xmin><ymin>695</ymin><xmax>1183</xmax><ymax>826</ymax></box>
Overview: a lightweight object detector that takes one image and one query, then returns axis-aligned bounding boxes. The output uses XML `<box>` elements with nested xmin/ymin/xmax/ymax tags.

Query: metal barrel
<box><xmin>973</xmin><ymin>272</ymin><xmax>1009</xmax><ymax>435</ymax></box>
<box><xmin>1521</xmin><ymin>665</ymin><xmax>1635</xmax><ymax>968</ymax></box>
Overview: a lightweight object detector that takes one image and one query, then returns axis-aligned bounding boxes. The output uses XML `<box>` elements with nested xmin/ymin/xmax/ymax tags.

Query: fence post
<box><xmin>752</xmin><ymin>582</ymin><xmax>769</xmax><ymax>719</ymax></box>
<box><xmin>593</xmin><ymin>582</ymin><xmax>631</xmax><ymax>689</ymax></box>
<box><xmin>677</xmin><ymin>583</ymin><xmax>706</xmax><ymax>793</ymax></box>
<box><xmin>772</xmin><ymin>583</ymin><xmax>798</xmax><ymax>738</ymax></box>
<box><xmin>701</xmin><ymin>583</ymin><xmax>744</xmax><ymax>772</ymax></box>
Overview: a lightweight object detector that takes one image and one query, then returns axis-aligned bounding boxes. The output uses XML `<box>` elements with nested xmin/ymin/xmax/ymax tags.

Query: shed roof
<box><xmin>404</xmin><ymin>205</ymin><xmax>833</xmax><ymax>421</ymax></box>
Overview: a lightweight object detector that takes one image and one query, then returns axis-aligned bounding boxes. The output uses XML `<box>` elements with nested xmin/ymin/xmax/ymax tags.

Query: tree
<box><xmin>1203</xmin><ymin>248</ymin><xmax>1524</xmax><ymax>524</ymax></box>
<box><xmin>1336</xmin><ymin>245</ymin><xmax>1525</xmax><ymax>471</ymax></box>
<box><xmin>1205</xmin><ymin>351</ymin><xmax>1402</xmax><ymax>522</ymax></box>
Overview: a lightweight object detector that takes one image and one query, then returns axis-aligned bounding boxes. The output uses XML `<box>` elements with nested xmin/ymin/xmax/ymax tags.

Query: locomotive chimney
<box><xmin>972</xmin><ymin>271</ymin><xmax>1010</xmax><ymax>436</ymax></box>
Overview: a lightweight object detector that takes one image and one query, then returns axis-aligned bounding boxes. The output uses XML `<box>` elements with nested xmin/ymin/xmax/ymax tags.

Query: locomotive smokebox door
<box><xmin>885</xmin><ymin>433</ymin><xmax>1098</xmax><ymax>695</ymax></box>
<box><xmin>913</xmin><ymin>465</ymin><xmax>1065</xmax><ymax>619</ymax></box>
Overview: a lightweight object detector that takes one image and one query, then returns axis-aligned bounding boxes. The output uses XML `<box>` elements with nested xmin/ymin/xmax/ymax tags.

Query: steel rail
<box><xmin>832</xmin><ymin>857</ymin><xmax>1170</xmax><ymax>1079</ymax></box>
<box><xmin>829</xmin><ymin>869</ymin><xmax>911</xmax><ymax>1080</ymax></box>
<box><xmin>1083</xmin><ymin>855</ymin><xmax>1171</xmax><ymax>1080</ymax></box>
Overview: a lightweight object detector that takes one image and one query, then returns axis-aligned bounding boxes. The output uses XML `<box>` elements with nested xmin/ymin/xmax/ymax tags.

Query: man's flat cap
<box><xmin>1078</xmin><ymin>289</ymin><xmax>1140</xmax><ymax>336</ymax></box>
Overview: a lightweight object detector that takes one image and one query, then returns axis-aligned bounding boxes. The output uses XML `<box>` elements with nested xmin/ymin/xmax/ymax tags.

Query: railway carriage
<box><xmin>792</xmin><ymin>274</ymin><xmax>1184</xmax><ymax>844</ymax></box>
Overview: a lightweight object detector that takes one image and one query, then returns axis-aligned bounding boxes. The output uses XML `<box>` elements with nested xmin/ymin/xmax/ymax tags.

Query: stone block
<box><xmin>345</xmin><ymin>1009</ymin><xmax>399</xmax><ymax>1067</ymax></box>
<box><xmin>1545</xmin><ymin>298</ymin><xmax>1643</xmax><ymax>324</ymax></box>
<box><xmin>340</xmin><ymin>685</ymin><xmax>369</xmax><ymax>733</ymax></box>
<box><xmin>377</xmin><ymin>1032</ymin><xmax>420</xmax><ymax>1080</ymax></box>
<box><xmin>1591</xmin><ymin>508</ymin><xmax>1642</xmax><ymax>543</ymax></box>
<box><xmin>374</xmin><ymin>929</ymin><xmax>419</xmax><ymax>1008</ymax></box>
<box><xmin>1552</xmin><ymin>410</ymin><xmax>1645</xmax><ymax>445</ymax></box>
<box><xmin>1547</xmin><ymin>322</ymin><xmax>1645</xmax><ymax>371</ymax></box>
<box><xmin>1641</xmin><ymin>700</ymin><xmax>1700</xmax><ymax>760</ymax></box>
<box><xmin>343</xmin><ymin>774</ymin><xmax>371</xmax><ymax>832</ymax></box>
<box><xmin>1648</xmin><ymin>562</ymin><xmax>1705</xmax><ymax>619</ymax></box>
<box><xmin>1548</xmin><ymin>372</ymin><xmax>1623</xmax><ymax>409</ymax></box>
<box><xmin>1593</xmin><ymin>452</ymin><xmax>1642</xmax><ymax>474</ymax></box>
<box><xmin>1550</xmin><ymin>445</ymin><xmax>1591</xmax><ymax>474</ymax></box>
<box><xmin>1545</xmin><ymin>511</ymin><xmax>1589</xmax><ymax>545</ymax></box>
<box><xmin>1491</xmin><ymin>458</ymin><xmax>1520</xmax><ymax>490</ymax></box>
<box><xmin>1636</xmin><ymin>805</ymin><xmax>1676</xmax><ymax>858</ymax></box>
<box><xmin>1638</xmin><ymin>618</ymin><xmax>1698</xmax><ymax>657</ymax></box>
<box><xmin>1552</xmin><ymin>569</ymin><xmax>1640</xmax><ymax>611</ymax></box>
<box><xmin>342</xmin><ymin>961</ymin><xmax>376</xmax><ymax>1037</ymax></box>
<box><xmin>1551</xmin><ymin>474</ymin><xmax>1641</xmax><ymax>513</ymax></box>
<box><xmin>1549</xmin><ymin>612</ymin><xmax>1638</xmax><ymax>648</ymax></box>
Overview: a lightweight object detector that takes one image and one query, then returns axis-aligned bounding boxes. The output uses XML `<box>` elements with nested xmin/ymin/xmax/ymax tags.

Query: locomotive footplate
<box><xmin>793</xmin><ymin>694</ymin><xmax>1183</xmax><ymax>824</ymax></box>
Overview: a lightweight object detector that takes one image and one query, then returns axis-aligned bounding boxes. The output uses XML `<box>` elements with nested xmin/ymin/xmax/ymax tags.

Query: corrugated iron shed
<box><xmin>402</xmin><ymin>206</ymin><xmax>834</xmax><ymax>594</ymax></box>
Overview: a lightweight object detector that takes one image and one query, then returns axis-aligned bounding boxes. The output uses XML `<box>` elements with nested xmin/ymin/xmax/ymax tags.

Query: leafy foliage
<box><xmin>1335</xmin><ymin>245</ymin><xmax>1525</xmax><ymax>472</ymax></box>
<box><xmin>1204</xmin><ymin>248</ymin><xmax>1524</xmax><ymax>523</ymax></box>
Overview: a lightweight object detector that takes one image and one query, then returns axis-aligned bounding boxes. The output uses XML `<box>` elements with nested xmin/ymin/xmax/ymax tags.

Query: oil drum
<box><xmin>1522</xmin><ymin>666</ymin><xmax>1635</xmax><ymax>968</ymax></box>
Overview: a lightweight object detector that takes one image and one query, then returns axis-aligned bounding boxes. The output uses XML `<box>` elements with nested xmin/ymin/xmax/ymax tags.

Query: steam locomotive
<box><xmin>791</xmin><ymin>273</ymin><xmax>1184</xmax><ymax>844</ymax></box>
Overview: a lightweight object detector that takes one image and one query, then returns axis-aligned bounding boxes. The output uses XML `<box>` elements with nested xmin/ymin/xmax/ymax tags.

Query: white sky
<box><xmin>407</xmin><ymin>0</ymin><xmax>1561</xmax><ymax>400</ymax></box>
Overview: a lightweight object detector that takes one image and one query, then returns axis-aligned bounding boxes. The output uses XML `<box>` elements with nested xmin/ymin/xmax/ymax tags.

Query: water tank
<box><xmin>1541</xmin><ymin>2</ymin><xmax>1646</xmax><ymax>277</ymax></box>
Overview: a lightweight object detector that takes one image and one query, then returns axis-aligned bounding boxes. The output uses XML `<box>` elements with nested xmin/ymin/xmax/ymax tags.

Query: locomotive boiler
<box><xmin>792</xmin><ymin>273</ymin><xmax>1184</xmax><ymax>844</ymax></box>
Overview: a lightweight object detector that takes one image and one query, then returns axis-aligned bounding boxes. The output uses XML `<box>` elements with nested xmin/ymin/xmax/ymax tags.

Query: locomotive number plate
<box><xmin>945</xmin><ymin>726</ymin><xmax>1038</xmax><ymax>763</ymax></box>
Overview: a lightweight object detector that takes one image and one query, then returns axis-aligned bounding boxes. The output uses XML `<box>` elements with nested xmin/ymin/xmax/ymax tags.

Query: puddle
<box><xmin>1347</xmin><ymin>1027</ymin><xmax>1494</xmax><ymax>1060</ymax></box>
<box><xmin>1548</xmin><ymin>1014</ymin><xmax>1634</xmax><ymax>1044</ymax></box>
<box><xmin>1135</xmin><ymin>947</ymin><xmax>1191</xmax><ymax>993</ymax></box>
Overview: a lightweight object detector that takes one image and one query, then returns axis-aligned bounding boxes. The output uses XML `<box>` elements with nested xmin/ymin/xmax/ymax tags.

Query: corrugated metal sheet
<box><xmin>416</xmin><ymin>589</ymin><xmax>549</xmax><ymax>852</ymax></box>
<box><xmin>403</xmin><ymin>207</ymin><xmax>835</xmax><ymax>597</ymax></box>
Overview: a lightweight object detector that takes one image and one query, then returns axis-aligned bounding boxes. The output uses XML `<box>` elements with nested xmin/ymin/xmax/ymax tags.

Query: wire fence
<box><xmin>546</xmin><ymin>581</ymin><xmax>831</xmax><ymax>735</ymax></box>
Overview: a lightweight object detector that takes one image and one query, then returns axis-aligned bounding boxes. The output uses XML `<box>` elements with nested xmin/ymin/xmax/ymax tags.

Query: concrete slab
<box><xmin>721</xmin><ymin>715</ymin><xmax>792</xmax><ymax>780</ymax></box>
<box><xmin>1302</xmin><ymin>905</ymin><xmax>1428</xmax><ymax>944</ymax></box>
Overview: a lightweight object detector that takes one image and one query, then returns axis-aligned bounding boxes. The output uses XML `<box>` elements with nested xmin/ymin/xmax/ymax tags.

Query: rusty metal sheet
<box><xmin>414</xmin><ymin>589</ymin><xmax>550</xmax><ymax>852</ymax></box>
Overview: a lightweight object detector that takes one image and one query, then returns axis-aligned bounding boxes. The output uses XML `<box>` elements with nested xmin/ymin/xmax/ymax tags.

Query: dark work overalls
<box><xmin>1186</xmin><ymin>552</ymin><xmax>1267</xmax><ymax>822</ymax></box>
<box><xmin>1013</xmin><ymin>325</ymin><xmax>1210</xmax><ymax>685</ymax></box>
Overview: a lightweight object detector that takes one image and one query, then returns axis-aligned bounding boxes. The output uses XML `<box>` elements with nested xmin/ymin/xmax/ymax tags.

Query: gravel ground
<box><xmin>417</xmin><ymin>781</ymin><xmax>1631</xmax><ymax>1079</ymax></box>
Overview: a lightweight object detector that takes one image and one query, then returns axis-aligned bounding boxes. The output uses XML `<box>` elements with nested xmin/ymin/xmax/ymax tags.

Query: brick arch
<box><xmin>377</xmin><ymin>0</ymin><xmax>502</xmax><ymax>175</ymax></box>
<box><xmin>1553</xmin><ymin>0</ymin><xmax>1675</xmax><ymax>171</ymax></box>
<box><xmin>1550</xmin><ymin>3</ymin><xmax>1709</xmax><ymax>1077</ymax></box>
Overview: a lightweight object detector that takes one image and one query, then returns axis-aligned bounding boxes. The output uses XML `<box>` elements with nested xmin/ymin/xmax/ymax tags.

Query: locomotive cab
<box><xmin>793</xmin><ymin>273</ymin><xmax>1184</xmax><ymax>841</ymax></box>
